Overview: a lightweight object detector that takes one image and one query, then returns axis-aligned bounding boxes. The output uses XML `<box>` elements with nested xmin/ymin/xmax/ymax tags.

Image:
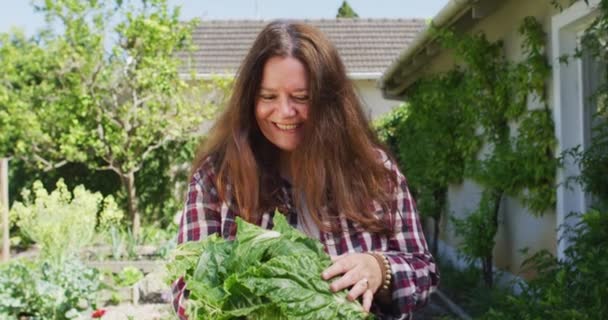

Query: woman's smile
<box><xmin>273</xmin><ymin>122</ymin><xmax>303</xmax><ymax>131</ymax></box>
<box><xmin>255</xmin><ymin>56</ymin><xmax>310</xmax><ymax>151</ymax></box>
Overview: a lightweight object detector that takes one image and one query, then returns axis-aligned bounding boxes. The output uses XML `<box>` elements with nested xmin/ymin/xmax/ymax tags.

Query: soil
<box><xmin>97</xmin><ymin>304</ymin><xmax>172</xmax><ymax>320</ymax></box>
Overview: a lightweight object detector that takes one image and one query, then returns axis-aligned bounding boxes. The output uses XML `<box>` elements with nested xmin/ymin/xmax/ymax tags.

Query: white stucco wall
<box><xmin>354</xmin><ymin>79</ymin><xmax>402</xmax><ymax>120</ymax></box>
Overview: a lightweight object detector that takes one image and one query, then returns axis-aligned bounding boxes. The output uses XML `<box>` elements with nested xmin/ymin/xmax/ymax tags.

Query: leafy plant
<box><xmin>166</xmin><ymin>212</ymin><xmax>372</xmax><ymax>320</ymax></box>
<box><xmin>11</xmin><ymin>179</ymin><xmax>121</xmax><ymax>264</ymax></box>
<box><xmin>480</xmin><ymin>209</ymin><xmax>608</xmax><ymax>319</ymax></box>
<box><xmin>375</xmin><ymin>17</ymin><xmax>558</xmax><ymax>286</ymax></box>
<box><xmin>114</xmin><ymin>266</ymin><xmax>144</xmax><ymax>288</ymax></box>
<box><xmin>437</xmin><ymin>17</ymin><xmax>556</xmax><ymax>287</ymax></box>
<box><xmin>450</xmin><ymin>189</ymin><xmax>501</xmax><ymax>286</ymax></box>
<box><xmin>0</xmin><ymin>259</ymin><xmax>101</xmax><ymax>320</ymax></box>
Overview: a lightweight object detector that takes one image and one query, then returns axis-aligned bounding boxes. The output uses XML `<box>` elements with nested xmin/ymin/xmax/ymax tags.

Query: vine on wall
<box><xmin>577</xmin><ymin>0</ymin><xmax>608</xmax><ymax>207</ymax></box>
<box><xmin>376</xmin><ymin>0</ymin><xmax>608</xmax><ymax>315</ymax></box>
<box><xmin>481</xmin><ymin>1</ymin><xmax>608</xmax><ymax>317</ymax></box>
<box><xmin>376</xmin><ymin>16</ymin><xmax>558</xmax><ymax>287</ymax></box>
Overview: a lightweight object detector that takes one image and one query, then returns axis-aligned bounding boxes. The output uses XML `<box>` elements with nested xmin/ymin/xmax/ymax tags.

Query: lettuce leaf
<box><xmin>166</xmin><ymin>212</ymin><xmax>373</xmax><ymax>320</ymax></box>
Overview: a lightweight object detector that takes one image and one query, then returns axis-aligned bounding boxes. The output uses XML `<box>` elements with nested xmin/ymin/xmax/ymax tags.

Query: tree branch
<box><xmin>131</xmin><ymin>136</ymin><xmax>171</xmax><ymax>173</ymax></box>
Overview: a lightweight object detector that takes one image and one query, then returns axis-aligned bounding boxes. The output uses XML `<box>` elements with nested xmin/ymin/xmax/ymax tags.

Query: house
<box><xmin>380</xmin><ymin>0</ymin><xmax>605</xmax><ymax>279</ymax></box>
<box><xmin>178</xmin><ymin>18</ymin><xmax>426</xmax><ymax>119</ymax></box>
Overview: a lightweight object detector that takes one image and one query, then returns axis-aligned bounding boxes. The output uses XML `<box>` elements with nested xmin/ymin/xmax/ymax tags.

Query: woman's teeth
<box><xmin>275</xmin><ymin>123</ymin><xmax>299</xmax><ymax>130</ymax></box>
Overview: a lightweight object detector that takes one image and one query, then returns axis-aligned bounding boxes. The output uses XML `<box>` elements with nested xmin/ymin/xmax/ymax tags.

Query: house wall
<box><xmin>354</xmin><ymin>79</ymin><xmax>402</xmax><ymax>120</ymax></box>
<box><xmin>423</xmin><ymin>0</ymin><xmax>567</xmax><ymax>276</ymax></box>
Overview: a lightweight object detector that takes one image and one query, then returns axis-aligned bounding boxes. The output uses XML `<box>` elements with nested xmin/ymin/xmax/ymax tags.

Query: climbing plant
<box><xmin>376</xmin><ymin>16</ymin><xmax>558</xmax><ymax>287</ymax></box>
<box><xmin>478</xmin><ymin>0</ymin><xmax>608</xmax><ymax>316</ymax></box>
<box><xmin>576</xmin><ymin>0</ymin><xmax>608</xmax><ymax>208</ymax></box>
<box><xmin>375</xmin><ymin>69</ymin><xmax>480</xmax><ymax>257</ymax></box>
<box><xmin>444</xmin><ymin>16</ymin><xmax>557</xmax><ymax>288</ymax></box>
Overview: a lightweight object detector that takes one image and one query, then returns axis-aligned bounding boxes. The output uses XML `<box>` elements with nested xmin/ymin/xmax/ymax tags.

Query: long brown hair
<box><xmin>191</xmin><ymin>20</ymin><xmax>396</xmax><ymax>233</ymax></box>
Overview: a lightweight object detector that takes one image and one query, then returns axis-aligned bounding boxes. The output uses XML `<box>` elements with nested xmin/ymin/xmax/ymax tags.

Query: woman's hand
<box><xmin>321</xmin><ymin>253</ymin><xmax>382</xmax><ymax>312</ymax></box>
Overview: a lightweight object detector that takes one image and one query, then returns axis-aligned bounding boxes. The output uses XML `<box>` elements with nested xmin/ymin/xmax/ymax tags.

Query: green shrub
<box><xmin>480</xmin><ymin>209</ymin><xmax>608</xmax><ymax>319</ymax></box>
<box><xmin>113</xmin><ymin>266</ymin><xmax>144</xmax><ymax>288</ymax></box>
<box><xmin>10</xmin><ymin>180</ymin><xmax>121</xmax><ymax>264</ymax></box>
<box><xmin>0</xmin><ymin>259</ymin><xmax>101</xmax><ymax>319</ymax></box>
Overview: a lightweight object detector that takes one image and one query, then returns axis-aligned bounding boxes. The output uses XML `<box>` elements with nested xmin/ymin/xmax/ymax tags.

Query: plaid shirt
<box><xmin>172</xmin><ymin>152</ymin><xmax>438</xmax><ymax>320</ymax></box>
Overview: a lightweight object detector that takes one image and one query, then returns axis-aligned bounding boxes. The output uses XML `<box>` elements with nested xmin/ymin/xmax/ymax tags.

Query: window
<box><xmin>581</xmin><ymin>50</ymin><xmax>607</xmax><ymax>208</ymax></box>
<box><xmin>552</xmin><ymin>0</ymin><xmax>601</xmax><ymax>258</ymax></box>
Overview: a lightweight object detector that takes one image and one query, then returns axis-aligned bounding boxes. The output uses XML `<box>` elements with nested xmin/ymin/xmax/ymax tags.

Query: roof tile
<box><xmin>179</xmin><ymin>18</ymin><xmax>426</xmax><ymax>77</ymax></box>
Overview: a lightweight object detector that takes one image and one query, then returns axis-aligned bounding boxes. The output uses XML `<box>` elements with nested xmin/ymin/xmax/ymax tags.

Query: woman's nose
<box><xmin>278</xmin><ymin>97</ymin><xmax>296</xmax><ymax>117</ymax></box>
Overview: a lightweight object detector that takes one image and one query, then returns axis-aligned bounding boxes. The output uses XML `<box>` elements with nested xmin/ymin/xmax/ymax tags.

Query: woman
<box><xmin>172</xmin><ymin>20</ymin><xmax>438</xmax><ymax>320</ymax></box>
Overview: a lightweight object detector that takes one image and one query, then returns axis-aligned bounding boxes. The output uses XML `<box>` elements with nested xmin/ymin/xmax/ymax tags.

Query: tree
<box><xmin>0</xmin><ymin>0</ymin><xmax>230</xmax><ymax>237</ymax></box>
<box><xmin>336</xmin><ymin>1</ymin><xmax>359</xmax><ymax>18</ymax></box>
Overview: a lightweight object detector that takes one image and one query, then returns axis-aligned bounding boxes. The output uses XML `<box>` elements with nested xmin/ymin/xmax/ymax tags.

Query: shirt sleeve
<box><xmin>379</xmin><ymin>158</ymin><xmax>440</xmax><ymax>319</ymax></box>
<box><xmin>171</xmin><ymin>162</ymin><xmax>223</xmax><ymax>320</ymax></box>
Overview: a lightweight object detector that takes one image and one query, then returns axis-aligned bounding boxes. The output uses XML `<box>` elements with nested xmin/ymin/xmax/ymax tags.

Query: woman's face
<box><xmin>255</xmin><ymin>56</ymin><xmax>310</xmax><ymax>152</ymax></box>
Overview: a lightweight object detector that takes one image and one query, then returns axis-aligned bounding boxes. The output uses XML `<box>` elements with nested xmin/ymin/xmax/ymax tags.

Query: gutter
<box><xmin>380</xmin><ymin>0</ymin><xmax>478</xmax><ymax>98</ymax></box>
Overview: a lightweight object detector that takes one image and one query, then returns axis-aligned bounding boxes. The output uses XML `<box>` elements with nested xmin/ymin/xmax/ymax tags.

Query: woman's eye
<box><xmin>293</xmin><ymin>96</ymin><xmax>309</xmax><ymax>102</ymax></box>
<box><xmin>260</xmin><ymin>95</ymin><xmax>276</xmax><ymax>101</ymax></box>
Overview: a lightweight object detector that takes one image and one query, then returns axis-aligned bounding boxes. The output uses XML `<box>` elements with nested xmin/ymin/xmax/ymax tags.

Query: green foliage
<box><xmin>399</xmin><ymin>70</ymin><xmax>480</xmax><ymax>197</ymax></box>
<box><xmin>373</xmin><ymin>103</ymin><xmax>408</xmax><ymax>156</ymax></box>
<box><xmin>10</xmin><ymin>179</ymin><xmax>122</xmax><ymax>264</ymax></box>
<box><xmin>0</xmin><ymin>259</ymin><xmax>101</xmax><ymax>320</ymax></box>
<box><xmin>575</xmin><ymin>0</ymin><xmax>608</xmax><ymax>209</ymax></box>
<box><xmin>374</xmin><ymin>70</ymin><xmax>481</xmax><ymax>256</ymax></box>
<box><xmin>554</xmin><ymin>3</ymin><xmax>608</xmax><ymax>210</ymax></box>
<box><xmin>166</xmin><ymin>213</ymin><xmax>371</xmax><ymax>320</ymax></box>
<box><xmin>579</xmin><ymin>0</ymin><xmax>608</xmax><ymax>61</ymax></box>
<box><xmin>446</xmin><ymin>18</ymin><xmax>557</xmax><ymax>286</ymax></box>
<box><xmin>113</xmin><ymin>266</ymin><xmax>144</xmax><ymax>287</ymax></box>
<box><xmin>480</xmin><ymin>209</ymin><xmax>608</xmax><ymax>319</ymax></box>
<box><xmin>374</xmin><ymin>17</ymin><xmax>559</xmax><ymax>287</ymax></box>
<box><xmin>0</xmin><ymin>0</ymin><xmax>231</xmax><ymax>236</ymax></box>
<box><xmin>436</xmin><ymin>259</ymin><xmax>514</xmax><ymax>318</ymax></box>
<box><xmin>135</xmin><ymin>137</ymin><xmax>199</xmax><ymax>227</ymax></box>
<box><xmin>336</xmin><ymin>0</ymin><xmax>359</xmax><ymax>18</ymax></box>
<box><xmin>512</xmin><ymin>110</ymin><xmax>558</xmax><ymax>212</ymax></box>
<box><xmin>451</xmin><ymin>190</ymin><xmax>500</xmax><ymax>264</ymax></box>
<box><xmin>576</xmin><ymin>127</ymin><xmax>608</xmax><ymax>209</ymax></box>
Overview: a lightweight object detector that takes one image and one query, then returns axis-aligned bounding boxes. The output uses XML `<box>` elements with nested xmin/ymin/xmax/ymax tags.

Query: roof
<box><xmin>380</xmin><ymin>0</ymin><xmax>503</xmax><ymax>99</ymax></box>
<box><xmin>178</xmin><ymin>19</ymin><xmax>427</xmax><ymax>79</ymax></box>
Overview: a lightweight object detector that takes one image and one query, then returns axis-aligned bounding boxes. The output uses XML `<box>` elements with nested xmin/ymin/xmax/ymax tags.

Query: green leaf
<box><xmin>166</xmin><ymin>210</ymin><xmax>371</xmax><ymax>319</ymax></box>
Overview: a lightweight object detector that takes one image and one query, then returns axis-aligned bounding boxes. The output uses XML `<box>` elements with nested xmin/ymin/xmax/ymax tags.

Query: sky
<box><xmin>0</xmin><ymin>0</ymin><xmax>449</xmax><ymax>35</ymax></box>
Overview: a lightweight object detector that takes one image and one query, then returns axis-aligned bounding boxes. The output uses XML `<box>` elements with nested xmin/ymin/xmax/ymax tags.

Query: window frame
<box><xmin>551</xmin><ymin>0</ymin><xmax>601</xmax><ymax>258</ymax></box>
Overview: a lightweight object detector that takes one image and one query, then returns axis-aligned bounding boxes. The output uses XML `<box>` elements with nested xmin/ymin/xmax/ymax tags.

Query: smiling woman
<box><xmin>172</xmin><ymin>20</ymin><xmax>438</xmax><ymax>320</ymax></box>
<box><xmin>255</xmin><ymin>56</ymin><xmax>310</xmax><ymax>153</ymax></box>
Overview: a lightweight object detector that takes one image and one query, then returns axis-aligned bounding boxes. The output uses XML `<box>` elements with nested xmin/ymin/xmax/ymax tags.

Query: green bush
<box><xmin>480</xmin><ymin>209</ymin><xmax>608</xmax><ymax>319</ymax></box>
<box><xmin>113</xmin><ymin>266</ymin><xmax>144</xmax><ymax>288</ymax></box>
<box><xmin>0</xmin><ymin>259</ymin><xmax>101</xmax><ymax>320</ymax></box>
<box><xmin>8</xmin><ymin>138</ymin><xmax>194</xmax><ymax>233</ymax></box>
<box><xmin>10</xmin><ymin>180</ymin><xmax>121</xmax><ymax>264</ymax></box>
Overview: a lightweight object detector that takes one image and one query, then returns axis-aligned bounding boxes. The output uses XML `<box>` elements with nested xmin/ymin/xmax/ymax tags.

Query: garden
<box><xmin>1</xmin><ymin>0</ymin><xmax>607</xmax><ymax>319</ymax></box>
<box><xmin>0</xmin><ymin>0</ymin><xmax>229</xmax><ymax>318</ymax></box>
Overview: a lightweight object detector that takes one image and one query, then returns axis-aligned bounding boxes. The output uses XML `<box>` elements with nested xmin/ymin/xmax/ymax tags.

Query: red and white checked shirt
<box><xmin>172</xmin><ymin>151</ymin><xmax>439</xmax><ymax>320</ymax></box>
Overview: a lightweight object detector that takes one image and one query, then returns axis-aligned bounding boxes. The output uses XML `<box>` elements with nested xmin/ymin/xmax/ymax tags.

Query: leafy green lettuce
<box><xmin>166</xmin><ymin>212</ymin><xmax>373</xmax><ymax>319</ymax></box>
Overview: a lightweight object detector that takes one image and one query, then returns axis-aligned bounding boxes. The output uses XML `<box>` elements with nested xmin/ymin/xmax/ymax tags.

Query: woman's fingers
<box><xmin>346</xmin><ymin>277</ymin><xmax>369</xmax><ymax>301</ymax></box>
<box><xmin>362</xmin><ymin>289</ymin><xmax>374</xmax><ymax>312</ymax></box>
<box><xmin>328</xmin><ymin>267</ymin><xmax>359</xmax><ymax>292</ymax></box>
<box><xmin>322</xmin><ymin>257</ymin><xmax>352</xmax><ymax>280</ymax></box>
<box><xmin>322</xmin><ymin>252</ymin><xmax>382</xmax><ymax>313</ymax></box>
